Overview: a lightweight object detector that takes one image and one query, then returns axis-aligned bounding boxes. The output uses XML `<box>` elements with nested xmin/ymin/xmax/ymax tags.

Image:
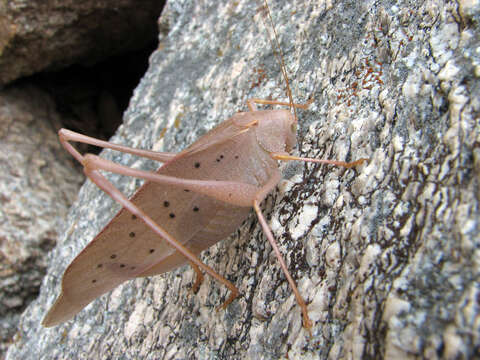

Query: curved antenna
<box><xmin>259</xmin><ymin>0</ymin><xmax>298</xmax><ymax>123</ymax></box>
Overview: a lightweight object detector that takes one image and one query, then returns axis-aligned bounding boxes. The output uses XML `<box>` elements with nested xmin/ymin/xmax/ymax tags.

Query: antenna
<box><xmin>259</xmin><ymin>0</ymin><xmax>298</xmax><ymax>123</ymax></box>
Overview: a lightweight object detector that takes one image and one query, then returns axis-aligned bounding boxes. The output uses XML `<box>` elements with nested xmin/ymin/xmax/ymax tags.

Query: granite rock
<box><xmin>7</xmin><ymin>0</ymin><xmax>480</xmax><ymax>359</ymax></box>
<box><xmin>0</xmin><ymin>85</ymin><xmax>83</xmax><ymax>357</ymax></box>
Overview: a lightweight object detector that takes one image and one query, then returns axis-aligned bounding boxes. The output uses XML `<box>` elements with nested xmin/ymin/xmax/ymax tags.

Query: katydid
<box><xmin>42</xmin><ymin>1</ymin><xmax>368</xmax><ymax>333</ymax></box>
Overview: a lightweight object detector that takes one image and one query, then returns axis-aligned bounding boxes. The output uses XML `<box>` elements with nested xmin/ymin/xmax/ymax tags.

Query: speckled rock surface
<box><xmin>0</xmin><ymin>85</ymin><xmax>83</xmax><ymax>358</ymax></box>
<box><xmin>7</xmin><ymin>0</ymin><xmax>480</xmax><ymax>359</ymax></box>
<box><xmin>0</xmin><ymin>0</ymin><xmax>164</xmax><ymax>86</ymax></box>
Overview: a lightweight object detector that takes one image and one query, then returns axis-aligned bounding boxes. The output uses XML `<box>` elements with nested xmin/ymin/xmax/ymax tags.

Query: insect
<box><xmin>42</xmin><ymin>1</ymin><xmax>368</xmax><ymax>333</ymax></box>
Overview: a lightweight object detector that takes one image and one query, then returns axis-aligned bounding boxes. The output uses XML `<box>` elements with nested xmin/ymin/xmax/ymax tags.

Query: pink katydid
<box><xmin>42</xmin><ymin>1</ymin><xmax>368</xmax><ymax>333</ymax></box>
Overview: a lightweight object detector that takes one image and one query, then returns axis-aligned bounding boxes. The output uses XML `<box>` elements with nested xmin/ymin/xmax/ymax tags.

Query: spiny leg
<box><xmin>253</xmin><ymin>155</ymin><xmax>368</xmax><ymax>334</ymax></box>
<box><xmin>82</xmin><ymin>153</ymin><xmax>257</xmax><ymax>207</ymax></box>
<box><xmin>247</xmin><ymin>97</ymin><xmax>314</xmax><ymax>112</ymax></box>
<box><xmin>188</xmin><ymin>261</ymin><xmax>204</xmax><ymax>294</ymax></box>
<box><xmin>272</xmin><ymin>153</ymin><xmax>369</xmax><ymax>168</ymax></box>
<box><xmin>253</xmin><ymin>200</ymin><xmax>313</xmax><ymax>334</ymax></box>
<box><xmin>250</xmin><ymin>171</ymin><xmax>313</xmax><ymax>334</ymax></box>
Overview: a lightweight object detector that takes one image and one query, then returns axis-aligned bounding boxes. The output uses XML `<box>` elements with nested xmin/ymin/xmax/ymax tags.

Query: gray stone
<box><xmin>7</xmin><ymin>0</ymin><xmax>480</xmax><ymax>358</ymax></box>
<box><xmin>0</xmin><ymin>0</ymin><xmax>164</xmax><ymax>86</ymax></box>
<box><xmin>0</xmin><ymin>85</ymin><xmax>83</xmax><ymax>357</ymax></box>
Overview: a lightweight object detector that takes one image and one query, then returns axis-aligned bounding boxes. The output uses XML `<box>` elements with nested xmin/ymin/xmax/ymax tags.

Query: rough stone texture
<box><xmin>7</xmin><ymin>0</ymin><xmax>480</xmax><ymax>358</ymax></box>
<box><xmin>0</xmin><ymin>0</ymin><xmax>165</xmax><ymax>86</ymax></box>
<box><xmin>0</xmin><ymin>85</ymin><xmax>83</xmax><ymax>357</ymax></box>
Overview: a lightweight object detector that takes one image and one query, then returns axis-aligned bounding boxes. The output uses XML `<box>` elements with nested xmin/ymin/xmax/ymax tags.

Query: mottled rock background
<box><xmin>0</xmin><ymin>1</ymin><xmax>162</xmax><ymax>357</ymax></box>
<box><xmin>6</xmin><ymin>0</ymin><xmax>480</xmax><ymax>359</ymax></box>
<box><xmin>0</xmin><ymin>85</ymin><xmax>84</xmax><ymax>357</ymax></box>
